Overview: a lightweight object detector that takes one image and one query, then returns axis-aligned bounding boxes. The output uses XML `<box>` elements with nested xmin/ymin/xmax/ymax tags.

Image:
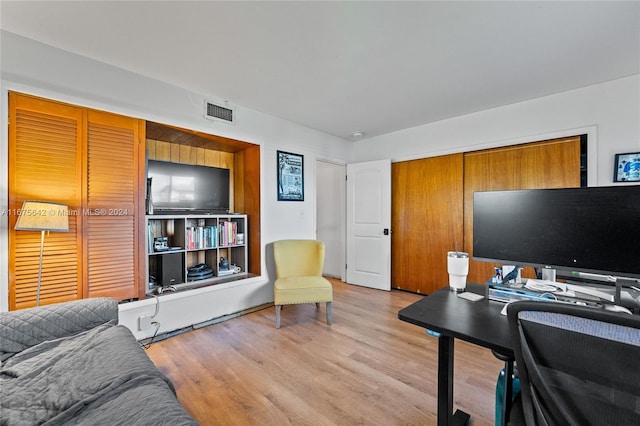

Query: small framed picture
<box><xmin>613</xmin><ymin>152</ymin><xmax>640</xmax><ymax>182</ymax></box>
<box><xmin>277</xmin><ymin>150</ymin><xmax>304</xmax><ymax>201</ymax></box>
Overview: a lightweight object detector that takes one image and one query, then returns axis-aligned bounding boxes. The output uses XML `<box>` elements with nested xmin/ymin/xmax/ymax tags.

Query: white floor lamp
<box><xmin>14</xmin><ymin>200</ymin><xmax>69</xmax><ymax>306</ymax></box>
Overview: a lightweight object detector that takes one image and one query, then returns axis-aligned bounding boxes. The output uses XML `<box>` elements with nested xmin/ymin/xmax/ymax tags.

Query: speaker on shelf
<box><xmin>157</xmin><ymin>252</ymin><xmax>183</xmax><ymax>286</ymax></box>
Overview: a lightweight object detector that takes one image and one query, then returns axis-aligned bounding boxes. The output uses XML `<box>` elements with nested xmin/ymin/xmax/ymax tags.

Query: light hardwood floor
<box><xmin>146</xmin><ymin>279</ymin><xmax>503</xmax><ymax>425</ymax></box>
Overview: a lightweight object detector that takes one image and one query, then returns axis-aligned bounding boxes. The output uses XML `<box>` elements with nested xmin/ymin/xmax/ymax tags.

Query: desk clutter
<box><xmin>484</xmin><ymin>265</ymin><xmax>640</xmax><ymax>315</ymax></box>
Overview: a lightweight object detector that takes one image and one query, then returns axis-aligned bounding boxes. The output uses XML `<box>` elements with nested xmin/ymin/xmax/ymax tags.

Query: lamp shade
<box><xmin>14</xmin><ymin>201</ymin><xmax>69</xmax><ymax>232</ymax></box>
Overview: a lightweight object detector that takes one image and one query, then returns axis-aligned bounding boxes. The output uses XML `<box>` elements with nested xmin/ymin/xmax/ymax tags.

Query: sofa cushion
<box><xmin>0</xmin><ymin>298</ymin><xmax>118</xmax><ymax>361</ymax></box>
<box><xmin>1</xmin><ymin>323</ymin><xmax>196</xmax><ymax>425</ymax></box>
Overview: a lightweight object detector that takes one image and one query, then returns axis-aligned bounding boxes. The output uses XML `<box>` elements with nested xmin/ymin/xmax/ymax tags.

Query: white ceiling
<box><xmin>1</xmin><ymin>1</ymin><xmax>638</xmax><ymax>141</ymax></box>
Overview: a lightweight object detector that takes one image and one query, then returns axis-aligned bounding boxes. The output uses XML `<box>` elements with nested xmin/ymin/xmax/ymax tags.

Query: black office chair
<box><xmin>506</xmin><ymin>301</ymin><xmax>640</xmax><ymax>426</ymax></box>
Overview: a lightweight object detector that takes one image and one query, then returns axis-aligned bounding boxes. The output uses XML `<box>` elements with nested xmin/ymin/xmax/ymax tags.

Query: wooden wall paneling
<box><xmin>180</xmin><ymin>144</ymin><xmax>197</xmax><ymax>165</ymax></box>
<box><xmin>463</xmin><ymin>137</ymin><xmax>583</xmax><ymax>284</ymax></box>
<box><xmin>170</xmin><ymin>143</ymin><xmax>181</xmax><ymax>163</ymax></box>
<box><xmin>203</xmin><ymin>148</ymin><xmax>220</xmax><ymax>166</ymax></box>
<box><xmin>8</xmin><ymin>92</ymin><xmax>85</xmax><ymax>309</ymax></box>
<box><xmin>135</xmin><ymin>120</ymin><xmax>148</xmax><ymax>300</ymax></box>
<box><xmin>146</xmin><ymin>121</ymin><xmax>257</xmax><ymax>153</ymax></box>
<box><xmin>146</xmin><ymin>139</ymin><xmax>156</xmax><ymax>159</ymax></box>
<box><xmin>154</xmin><ymin>140</ymin><xmax>172</xmax><ymax>161</ymax></box>
<box><xmin>218</xmin><ymin>152</ymin><xmax>235</xmax><ymax>169</ymax></box>
<box><xmin>219</xmin><ymin>152</ymin><xmax>236</xmax><ymax>212</ymax></box>
<box><xmin>240</xmin><ymin>145</ymin><xmax>261</xmax><ymax>276</ymax></box>
<box><xmin>234</xmin><ymin>151</ymin><xmax>246</xmax><ymax>214</ymax></box>
<box><xmin>391</xmin><ymin>153</ymin><xmax>464</xmax><ymax>294</ymax></box>
<box><xmin>85</xmin><ymin>109</ymin><xmax>143</xmax><ymax>300</ymax></box>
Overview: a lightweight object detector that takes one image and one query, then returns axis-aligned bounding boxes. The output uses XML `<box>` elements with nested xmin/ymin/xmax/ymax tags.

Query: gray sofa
<box><xmin>0</xmin><ymin>298</ymin><xmax>198</xmax><ymax>425</ymax></box>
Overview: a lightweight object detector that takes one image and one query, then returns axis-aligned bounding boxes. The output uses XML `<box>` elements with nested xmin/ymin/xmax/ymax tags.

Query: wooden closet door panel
<box><xmin>85</xmin><ymin>110</ymin><xmax>143</xmax><ymax>300</ymax></box>
<box><xmin>463</xmin><ymin>137</ymin><xmax>582</xmax><ymax>284</ymax></box>
<box><xmin>392</xmin><ymin>153</ymin><xmax>464</xmax><ymax>294</ymax></box>
<box><xmin>8</xmin><ymin>93</ymin><xmax>84</xmax><ymax>309</ymax></box>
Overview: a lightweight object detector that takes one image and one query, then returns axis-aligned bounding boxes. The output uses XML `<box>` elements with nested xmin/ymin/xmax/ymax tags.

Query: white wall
<box><xmin>0</xmin><ymin>31</ymin><xmax>352</xmax><ymax>337</ymax></box>
<box><xmin>353</xmin><ymin>74</ymin><xmax>640</xmax><ymax>187</ymax></box>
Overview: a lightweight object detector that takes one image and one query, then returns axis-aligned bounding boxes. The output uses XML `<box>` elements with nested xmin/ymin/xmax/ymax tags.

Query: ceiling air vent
<box><xmin>203</xmin><ymin>99</ymin><xmax>235</xmax><ymax>125</ymax></box>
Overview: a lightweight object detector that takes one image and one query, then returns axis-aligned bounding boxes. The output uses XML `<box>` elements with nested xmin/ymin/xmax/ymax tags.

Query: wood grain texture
<box><xmin>86</xmin><ymin>109</ymin><xmax>143</xmax><ymax>301</ymax></box>
<box><xmin>9</xmin><ymin>92</ymin><xmax>84</xmax><ymax>309</ymax></box>
<box><xmin>239</xmin><ymin>145</ymin><xmax>261</xmax><ymax>276</ymax></box>
<box><xmin>146</xmin><ymin>121</ymin><xmax>256</xmax><ymax>153</ymax></box>
<box><xmin>463</xmin><ymin>137</ymin><xmax>582</xmax><ymax>284</ymax></box>
<box><xmin>390</xmin><ymin>137</ymin><xmax>582</xmax><ymax>294</ymax></box>
<box><xmin>392</xmin><ymin>154</ymin><xmax>464</xmax><ymax>294</ymax></box>
<box><xmin>8</xmin><ymin>93</ymin><xmax>146</xmax><ymax>308</ymax></box>
<box><xmin>146</xmin><ymin>279</ymin><xmax>502</xmax><ymax>425</ymax></box>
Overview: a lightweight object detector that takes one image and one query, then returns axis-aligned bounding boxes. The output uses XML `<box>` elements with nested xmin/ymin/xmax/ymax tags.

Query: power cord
<box><xmin>525</xmin><ymin>280</ymin><xmax>562</xmax><ymax>292</ymax></box>
<box><xmin>140</xmin><ymin>295</ymin><xmax>161</xmax><ymax>350</ymax></box>
<box><xmin>141</xmin><ymin>321</ymin><xmax>161</xmax><ymax>350</ymax></box>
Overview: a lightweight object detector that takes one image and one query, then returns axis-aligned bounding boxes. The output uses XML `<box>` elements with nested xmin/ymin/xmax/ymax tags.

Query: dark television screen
<box><xmin>473</xmin><ymin>185</ymin><xmax>640</xmax><ymax>279</ymax></box>
<box><xmin>147</xmin><ymin>160</ymin><xmax>230</xmax><ymax>213</ymax></box>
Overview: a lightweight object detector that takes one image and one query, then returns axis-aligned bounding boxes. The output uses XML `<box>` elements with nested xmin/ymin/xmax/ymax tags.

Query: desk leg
<box><xmin>437</xmin><ymin>335</ymin><xmax>454</xmax><ymax>426</ymax></box>
<box><xmin>438</xmin><ymin>336</ymin><xmax>470</xmax><ymax>426</ymax></box>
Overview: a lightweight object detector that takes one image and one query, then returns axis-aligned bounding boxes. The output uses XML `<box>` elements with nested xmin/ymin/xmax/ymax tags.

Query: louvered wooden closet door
<box><xmin>8</xmin><ymin>93</ymin><xmax>84</xmax><ymax>309</ymax></box>
<box><xmin>85</xmin><ymin>110</ymin><xmax>143</xmax><ymax>300</ymax></box>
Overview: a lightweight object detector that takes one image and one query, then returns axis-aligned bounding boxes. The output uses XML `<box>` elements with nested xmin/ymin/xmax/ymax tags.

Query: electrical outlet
<box><xmin>138</xmin><ymin>314</ymin><xmax>153</xmax><ymax>331</ymax></box>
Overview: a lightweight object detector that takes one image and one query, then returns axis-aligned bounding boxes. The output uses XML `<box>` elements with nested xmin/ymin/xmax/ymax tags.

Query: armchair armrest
<box><xmin>0</xmin><ymin>298</ymin><xmax>118</xmax><ymax>361</ymax></box>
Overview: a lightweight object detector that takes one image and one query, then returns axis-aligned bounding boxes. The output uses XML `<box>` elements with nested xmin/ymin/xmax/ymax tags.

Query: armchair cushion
<box><xmin>273</xmin><ymin>239</ymin><xmax>325</xmax><ymax>278</ymax></box>
<box><xmin>275</xmin><ymin>276</ymin><xmax>333</xmax><ymax>305</ymax></box>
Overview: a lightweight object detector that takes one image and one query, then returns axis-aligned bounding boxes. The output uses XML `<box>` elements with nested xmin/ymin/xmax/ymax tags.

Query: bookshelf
<box><xmin>146</xmin><ymin>214</ymin><xmax>248</xmax><ymax>294</ymax></box>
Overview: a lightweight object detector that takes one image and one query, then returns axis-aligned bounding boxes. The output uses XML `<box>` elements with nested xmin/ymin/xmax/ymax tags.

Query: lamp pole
<box><xmin>36</xmin><ymin>230</ymin><xmax>45</xmax><ymax>306</ymax></box>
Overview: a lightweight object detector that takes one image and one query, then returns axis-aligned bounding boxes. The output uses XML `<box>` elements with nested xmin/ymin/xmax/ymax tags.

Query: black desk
<box><xmin>398</xmin><ymin>283</ymin><xmax>514</xmax><ymax>426</ymax></box>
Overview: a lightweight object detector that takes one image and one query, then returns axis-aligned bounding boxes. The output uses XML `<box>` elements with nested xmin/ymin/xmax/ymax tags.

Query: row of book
<box><xmin>186</xmin><ymin>226</ymin><xmax>218</xmax><ymax>250</ymax></box>
<box><xmin>219</xmin><ymin>221</ymin><xmax>239</xmax><ymax>247</ymax></box>
<box><xmin>186</xmin><ymin>221</ymin><xmax>240</xmax><ymax>249</ymax></box>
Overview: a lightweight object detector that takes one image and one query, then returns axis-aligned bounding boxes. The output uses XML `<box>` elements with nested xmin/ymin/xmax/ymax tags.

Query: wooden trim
<box><xmin>242</xmin><ymin>145</ymin><xmax>261</xmax><ymax>276</ymax></box>
<box><xmin>136</xmin><ymin>120</ymin><xmax>147</xmax><ymax>300</ymax></box>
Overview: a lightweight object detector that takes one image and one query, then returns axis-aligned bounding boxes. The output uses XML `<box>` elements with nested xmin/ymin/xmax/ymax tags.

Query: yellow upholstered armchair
<box><xmin>273</xmin><ymin>239</ymin><xmax>333</xmax><ymax>329</ymax></box>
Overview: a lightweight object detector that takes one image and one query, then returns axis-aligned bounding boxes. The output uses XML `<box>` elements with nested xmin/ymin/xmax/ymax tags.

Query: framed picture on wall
<box><xmin>613</xmin><ymin>152</ymin><xmax>640</xmax><ymax>182</ymax></box>
<box><xmin>277</xmin><ymin>150</ymin><xmax>304</xmax><ymax>201</ymax></box>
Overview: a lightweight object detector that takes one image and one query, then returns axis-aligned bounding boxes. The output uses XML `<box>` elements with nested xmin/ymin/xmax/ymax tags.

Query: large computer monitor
<box><xmin>472</xmin><ymin>185</ymin><xmax>640</xmax><ymax>281</ymax></box>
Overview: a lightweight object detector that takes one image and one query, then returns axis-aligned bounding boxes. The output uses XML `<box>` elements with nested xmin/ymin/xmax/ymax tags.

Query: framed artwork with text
<box><xmin>277</xmin><ymin>150</ymin><xmax>304</xmax><ymax>201</ymax></box>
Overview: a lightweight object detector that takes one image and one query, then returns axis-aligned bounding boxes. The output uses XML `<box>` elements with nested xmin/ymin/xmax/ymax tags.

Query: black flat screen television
<box><xmin>473</xmin><ymin>185</ymin><xmax>640</xmax><ymax>280</ymax></box>
<box><xmin>147</xmin><ymin>160</ymin><xmax>230</xmax><ymax>214</ymax></box>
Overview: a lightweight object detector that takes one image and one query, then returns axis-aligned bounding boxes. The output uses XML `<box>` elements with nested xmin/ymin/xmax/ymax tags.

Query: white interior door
<box><xmin>346</xmin><ymin>159</ymin><xmax>391</xmax><ymax>291</ymax></box>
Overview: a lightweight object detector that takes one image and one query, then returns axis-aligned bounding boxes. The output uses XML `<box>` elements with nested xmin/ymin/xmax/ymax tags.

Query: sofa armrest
<box><xmin>0</xmin><ymin>298</ymin><xmax>118</xmax><ymax>360</ymax></box>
